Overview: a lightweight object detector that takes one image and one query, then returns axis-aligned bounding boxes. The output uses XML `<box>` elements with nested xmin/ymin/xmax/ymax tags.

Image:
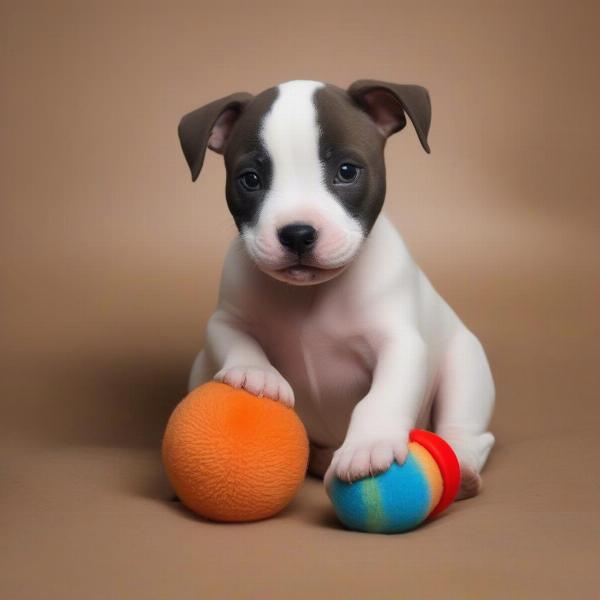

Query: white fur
<box><xmin>190</xmin><ymin>81</ymin><xmax>495</xmax><ymax>499</ymax></box>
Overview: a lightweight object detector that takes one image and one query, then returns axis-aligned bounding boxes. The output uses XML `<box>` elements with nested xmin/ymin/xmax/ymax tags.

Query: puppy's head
<box><xmin>179</xmin><ymin>80</ymin><xmax>431</xmax><ymax>285</ymax></box>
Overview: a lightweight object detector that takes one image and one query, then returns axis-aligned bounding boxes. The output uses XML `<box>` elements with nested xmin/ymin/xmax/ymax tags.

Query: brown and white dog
<box><xmin>179</xmin><ymin>80</ymin><xmax>495</xmax><ymax>498</ymax></box>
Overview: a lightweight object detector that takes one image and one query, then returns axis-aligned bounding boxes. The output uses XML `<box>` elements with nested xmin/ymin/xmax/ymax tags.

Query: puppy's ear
<box><xmin>178</xmin><ymin>92</ymin><xmax>253</xmax><ymax>181</ymax></box>
<box><xmin>347</xmin><ymin>80</ymin><xmax>431</xmax><ymax>153</ymax></box>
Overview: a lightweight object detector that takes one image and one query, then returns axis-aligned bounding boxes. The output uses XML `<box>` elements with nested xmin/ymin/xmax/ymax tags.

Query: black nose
<box><xmin>277</xmin><ymin>223</ymin><xmax>317</xmax><ymax>255</ymax></box>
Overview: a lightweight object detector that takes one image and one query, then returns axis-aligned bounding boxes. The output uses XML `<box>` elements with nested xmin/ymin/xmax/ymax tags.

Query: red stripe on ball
<box><xmin>409</xmin><ymin>429</ymin><xmax>461</xmax><ymax>517</ymax></box>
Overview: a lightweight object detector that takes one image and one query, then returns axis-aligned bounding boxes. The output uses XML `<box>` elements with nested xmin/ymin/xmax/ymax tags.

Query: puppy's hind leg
<box><xmin>433</xmin><ymin>330</ymin><xmax>495</xmax><ymax>499</ymax></box>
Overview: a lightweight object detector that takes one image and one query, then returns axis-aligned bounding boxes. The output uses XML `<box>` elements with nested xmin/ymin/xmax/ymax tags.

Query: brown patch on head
<box><xmin>222</xmin><ymin>86</ymin><xmax>279</xmax><ymax>230</ymax></box>
<box><xmin>314</xmin><ymin>84</ymin><xmax>387</xmax><ymax>233</ymax></box>
<box><xmin>223</xmin><ymin>86</ymin><xmax>279</xmax><ymax>167</ymax></box>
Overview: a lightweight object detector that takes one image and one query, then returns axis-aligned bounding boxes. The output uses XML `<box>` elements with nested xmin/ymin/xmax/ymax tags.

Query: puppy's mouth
<box><xmin>273</xmin><ymin>262</ymin><xmax>347</xmax><ymax>285</ymax></box>
<box><xmin>242</xmin><ymin>229</ymin><xmax>364</xmax><ymax>286</ymax></box>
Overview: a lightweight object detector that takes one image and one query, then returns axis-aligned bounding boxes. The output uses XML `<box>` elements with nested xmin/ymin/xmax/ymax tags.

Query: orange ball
<box><xmin>162</xmin><ymin>382</ymin><xmax>309</xmax><ymax>522</ymax></box>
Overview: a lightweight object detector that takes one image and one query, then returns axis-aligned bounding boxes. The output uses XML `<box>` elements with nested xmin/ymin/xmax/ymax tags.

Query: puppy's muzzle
<box><xmin>277</xmin><ymin>223</ymin><xmax>317</xmax><ymax>256</ymax></box>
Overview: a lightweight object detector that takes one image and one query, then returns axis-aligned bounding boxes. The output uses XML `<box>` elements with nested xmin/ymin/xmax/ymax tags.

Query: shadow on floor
<box><xmin>35</xmin><ymin>353</ymin><xmax>190</xmax><ymax>450</ymax></box>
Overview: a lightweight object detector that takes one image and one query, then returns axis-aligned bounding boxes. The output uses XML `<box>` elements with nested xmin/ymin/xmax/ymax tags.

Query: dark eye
<box><xmin>239</xmin><ymin>171</ymin><xmax>261</xmax><ymax>191</ymax></box>
<box><xmin>335</xmin><ymin>163</ymin><xmax>360</xmax><ymax>184</ymax></box>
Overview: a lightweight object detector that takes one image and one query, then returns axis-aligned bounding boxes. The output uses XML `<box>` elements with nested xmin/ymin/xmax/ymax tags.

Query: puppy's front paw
<box><xmin>214</xmin><ymin>366</ymin><xmax>295</xmax><ymax>407</ymax></box>
<box><xmin>324</xmin><ymin>432</ymin><xmax>409</xmax><ymax>492</ymax></box>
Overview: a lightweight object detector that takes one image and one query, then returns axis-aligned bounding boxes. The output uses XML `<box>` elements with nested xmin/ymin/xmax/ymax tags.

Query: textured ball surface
<box><xmin>162</xmin><ymin>382</ymin><xmax>309</xmax><ymax>522</ymax></box>
<box><xmin>330</xmin><ymin>430</ymin><xmax>460</xmax><ymax>533</ymax></box>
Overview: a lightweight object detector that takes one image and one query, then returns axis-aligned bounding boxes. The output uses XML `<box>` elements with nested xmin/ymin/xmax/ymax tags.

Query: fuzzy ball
<box><xmin>329</xmin><ymin>430</ymin><xmax>460</xmax><ymax>533</ymax></box>
<box><xmin>162</xmin><ymin>382</ymin><xmax>309</xmax><ymax>522</ymax></box>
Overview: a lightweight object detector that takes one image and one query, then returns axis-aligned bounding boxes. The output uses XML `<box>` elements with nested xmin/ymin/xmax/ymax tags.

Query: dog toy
<box><xmin>329</xmin><ymin>429</ymin><xmax>460</xmax><ymax>533</ymax></box>
<box><xmin>162</xmin><ymin>382</ymin><xmax>309</xmax><ymax>522</ymax></box>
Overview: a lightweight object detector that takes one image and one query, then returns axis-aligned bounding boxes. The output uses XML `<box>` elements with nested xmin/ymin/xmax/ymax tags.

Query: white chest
<box><xmin>246</xmin><ymin>289</ymin><xmax>374</xmax><ymax>445</ymax></box>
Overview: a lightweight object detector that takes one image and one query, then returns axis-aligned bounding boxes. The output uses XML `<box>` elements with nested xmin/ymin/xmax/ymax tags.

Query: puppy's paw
<box><xmin>324</xmin><ymin>432</ymin><xmax>409</xmax><ymax>493</ymax></box>
<box><xmin>213</xmin><ymin>366</ymin><xmax>295</xmax><ymax>407</ymax></box>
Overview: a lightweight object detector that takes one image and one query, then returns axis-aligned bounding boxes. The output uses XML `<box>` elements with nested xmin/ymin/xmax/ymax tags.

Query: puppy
<box><xmin>179</xmin><ymin>80</ymin><xmax>495</xmax><ymax>498</ymax></box>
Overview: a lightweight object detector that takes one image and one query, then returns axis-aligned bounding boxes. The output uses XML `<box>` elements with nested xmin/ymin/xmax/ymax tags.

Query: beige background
<box><xmin>2</xmin><ymin>1</ymin><xmax>599</xmax><ymax>598</ymax></box>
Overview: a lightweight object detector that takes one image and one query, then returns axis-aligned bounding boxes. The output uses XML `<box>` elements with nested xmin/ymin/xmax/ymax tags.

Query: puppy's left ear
<box><xmin>178</xmin><ymin>92</ymin><xmax>254</xmax><ymax>181</ymax></box>
<box><xmin>347</xmin><ymin>80</ymin><xmax>431</xmax><ymax>152</ymax></box>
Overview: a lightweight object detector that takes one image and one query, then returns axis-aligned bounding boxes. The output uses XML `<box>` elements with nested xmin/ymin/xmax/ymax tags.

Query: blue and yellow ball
<box><xmin>329</xmin><ymin>430</ymin><xmax>460</xmax><ymax>533</ymax></box>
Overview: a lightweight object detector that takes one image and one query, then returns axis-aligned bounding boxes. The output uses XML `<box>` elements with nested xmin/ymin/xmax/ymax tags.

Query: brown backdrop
<box><xmin>2</xmin><ymin>1</ymin><xmax>599</xmax><ymax>598</ymax></box>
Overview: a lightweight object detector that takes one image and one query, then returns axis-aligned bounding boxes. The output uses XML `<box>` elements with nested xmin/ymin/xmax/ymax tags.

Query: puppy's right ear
<box><xmin>347</xmin><ymin>80</ymin><xmax>431</xmax><ymax>153</ymax></box>
<box><xmin>178</xmin><ymin>92</ymin><xmax>253</xmax><ymax>181</ymax></box>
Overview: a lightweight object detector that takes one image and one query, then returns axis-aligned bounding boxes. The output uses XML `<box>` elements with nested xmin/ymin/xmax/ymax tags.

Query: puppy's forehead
<box><xmin>259</xmin><ymin>80</ymin><xmax>325</xmax><ymax>188</ymax></box>
<box><xmin>227</xmin><ymin>80</ymin><xmax>381</xmax><ymax>163</ymax></box>
<box><xmin>226</xmin><ymin>81</ymin><xmax>324</xmax><ymax>164</ymax></box>
<box><xmin>261</xmin><ymin>80</ymin><xmax>324</xmax><ymax>137</ymax></box>
<box><xmin>257</xmin><ymin>81</ymin><xmax>377</xmax><ymax>155</ymax></box>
